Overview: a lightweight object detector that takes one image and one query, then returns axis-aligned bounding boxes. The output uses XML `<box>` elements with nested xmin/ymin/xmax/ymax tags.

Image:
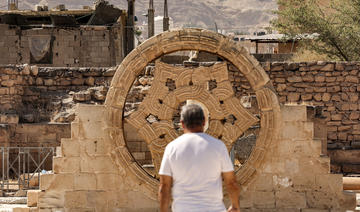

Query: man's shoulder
<box><xmin>201</xmin><ymin>133</ymin><xmax>226</xmax><ymax>146</ymax></box>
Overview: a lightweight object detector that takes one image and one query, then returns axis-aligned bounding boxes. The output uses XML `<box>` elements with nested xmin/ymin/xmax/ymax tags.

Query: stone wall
<box><xmin>2</xmin><ymin>62</ymin><xmax>360</xmax><ymax>173</ymax></box>
<box><xmin>0</xmin><ymin>65</ymin><xmax>111</xmax><ymax>173</ymax></box>
<box><xmin>25</xmin><ymin>104</ymin><xmax>355</xmax><ymax>211</ymax></box>
<box><xmin>265</xmin><ymin>61</ymin><xmax>360</xmax><ymax>173</ymax></box>
<box><xmin>0</xmin><ymin>123</ymin><xmax>70</xmax><ymax>173</ymax></box>
<box><xmin>0</xmin><ymin>24</ymin><xmax>124</xmax><ymax>67</ymax></box>
<box><xmin>0</xmin><ymin>65</ymin><xmax>114</xmax><ymax>123</ymax></box>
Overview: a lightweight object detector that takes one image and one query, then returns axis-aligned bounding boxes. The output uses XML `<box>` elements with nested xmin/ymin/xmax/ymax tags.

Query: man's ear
<box><xmin>202</xmin><ymin>120</ymin><xmax>206</xmax><ymax>126</ymax></box>
<box><xmin>180</xmin><ymin>121</ymin><xmax>185</xmax><ymax>129</ymax></box>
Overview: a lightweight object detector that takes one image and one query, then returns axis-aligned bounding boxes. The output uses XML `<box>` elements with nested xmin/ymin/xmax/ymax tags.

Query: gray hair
<box><xmin>180</xmin><ymin>104</ymin><xmax>205</xmax><ymax>129</ymax></box>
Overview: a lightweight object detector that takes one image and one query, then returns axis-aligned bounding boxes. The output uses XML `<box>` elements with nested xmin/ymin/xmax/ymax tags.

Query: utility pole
<box><xmin>163</xmin><ymin>0</ymin><xmax>169</xmax><ymax>32</ymax></box>
<box><xmin>126</xmin><ymin>0</ymin><xmax>135</xmax><ymax>55</ymax></box>
<box><xmin>148</xmin><ymin>0</ymin><xmax>155</xmax><ymax>38</ymax></box>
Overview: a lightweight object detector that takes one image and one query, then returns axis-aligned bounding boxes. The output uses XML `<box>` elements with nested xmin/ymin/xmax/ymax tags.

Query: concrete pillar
<box><xmin>7</xmin><ymin>0</ymin><xmax>18</xmax><ymax>10</ymax></box>
<box><xmin>126</xmin><ymin>0</ymin><xmax>135</xmax><ymax>55</ymax></box>
<box><xmin>148</xmin><ymin>0</ymin><xmax>155</xmax><ymax>38</ymax></box>
<box><xmin>163</xmin><ymin>0</ymin><xmax>169</xmax><ymax>31</ymax></box>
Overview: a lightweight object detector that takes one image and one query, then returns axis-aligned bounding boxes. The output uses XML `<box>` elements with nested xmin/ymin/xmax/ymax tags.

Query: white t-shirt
<box><xmin>159</xmin><ymin>133</ymin><xmax>234</xmax><ymax>212</ymax></box>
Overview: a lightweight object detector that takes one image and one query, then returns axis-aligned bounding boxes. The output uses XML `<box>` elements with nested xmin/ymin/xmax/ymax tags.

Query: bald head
<box><xmin>180</xmin><ymin>104</ymin><xmax>205</xmax><ymax>130</ymax></box>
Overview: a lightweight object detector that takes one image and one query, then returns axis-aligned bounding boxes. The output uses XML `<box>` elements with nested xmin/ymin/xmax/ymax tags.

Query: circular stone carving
<box><xmin>105</xmin><ymin>28</ymin><xmax>280</xmax><ymax>195</ymax></box>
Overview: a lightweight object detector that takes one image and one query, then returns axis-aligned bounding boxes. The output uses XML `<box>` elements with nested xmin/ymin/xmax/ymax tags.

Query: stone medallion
<box><xmin>105</xmin><ymin>28</ymin><xmax>280</xmax><ymax>195</ymax></box>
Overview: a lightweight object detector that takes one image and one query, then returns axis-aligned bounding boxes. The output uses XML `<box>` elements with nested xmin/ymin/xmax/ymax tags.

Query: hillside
<box><xmin>16</xmin><ymin>0</ymin><xmax>277</xmax><ymax>33</ymax></box>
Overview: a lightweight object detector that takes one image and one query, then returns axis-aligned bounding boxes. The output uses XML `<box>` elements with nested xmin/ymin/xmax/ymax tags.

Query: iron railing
<box><xmin>0</xmin><ymin>147</ymin><xmax>55</xmax><ymax>191</ymax></box>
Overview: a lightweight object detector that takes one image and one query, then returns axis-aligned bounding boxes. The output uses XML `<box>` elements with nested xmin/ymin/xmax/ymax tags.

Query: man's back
<box><xmin>159</xmin><ymin>132</ymin><xmax>234</xmax><ymax>212</ymax></box>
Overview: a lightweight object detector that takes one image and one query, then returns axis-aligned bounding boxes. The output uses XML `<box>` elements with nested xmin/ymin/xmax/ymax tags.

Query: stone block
<box><xmin>345</xmin><ymin>75</ymin><xmax>358</xmax><ymax>83</ymax></box>
<box><xmin>338</xmin><ymin>132</ymin><xmax>348</xmax><ymax>140</ymax></box>
<box><xmin>315</xmin><ymin>174</ymin><xmax>343</xmax><ymax>193</ymax></box>
<box><xmin>313</xmin><ymin>93</ymin><xmax>322</xmax><ymax>101</ymax></box>
<box><xmin>74</xmin><ymin>173</ymin><xmax>96</xmax><ymax>190</ymax></box>
<box><xmin>301</xmin><ymin>94</ymin><xmax>312</xmax><ymax>101</ymax></box>
<box><xmin>253</xmin><ymin>174</ymin><xmax>274</xmax><ymax>192</ymax></box>
<box><xmin>61</xmin><ymin>139</ymin><xmax>80</xmax><ymax>157</ymax></box>
<box><xmin>80</xmin><ymin>121</ymin><xmax>106</xmax><ymax>139</ymax></box>
<box><xmin>64</xmin><ymin>191</ymin><xmax>88</xmax><ymax>208</ymax></box>
<box><xmin>84</xmin><ymin>138</ymin><xmax>112</xmax><ymax>156</ymax></box>
<box><xmin>327</xmin><ymin>86</ymin><xmax>341</xmax><ymax>92</ymax></box>
<box><xmin>322</xmin><ymin>93</ymin><xmax>331</xmax><ymax>102</ymax></box>
<box><xmin>80</xmin><ymin>156</ymin><xmax>116</xmax><ymax>173</ymax></box>
<box><xmin>13</xmin><ymin>208</ymin><xmax>30</xmax><ymax>212</ymax></box>
<box><xmin>287</xmin><ymin>76</ymin><xmax>302</xmax><ymax>83</ymax></box>
<box><xmin>287</xmin><ymin>93</ymin><xmax>300</xmax><ymax>102</ymax></box>
<box><xmin>96</xmin><ymin>174</ymin><xmax>122</xmax><ymax>191</ymax></box>
<box><xmin>315</xmin><ymin>75</ymin><xmax>325</xmax><ymax>82</ymax></box>
<box><xmin>314</xmin><ymin>87</ymin><xmax>326</xmax><ymax>92</ymax></box>
<box><xmin>292</xmin><ymin>173</ymin><xmax>315</xmax><ymax>191</ymax></box>
<box><xmin>27</xmin><ymin>190</ymin><xmax>40</xmax><ymax>207</ymax></box>
<box><xmin>76</xmin><ymin>104</ymin><xmax>105</xmax><ymax>123</ymax></box>
<box><xmin>305</xmin><ymin>190</ymin><xmax>337</xmax><ymax>209</ymax></box>
<box><xmin>40</xmin><ymin>174</ymin><xmax>74</xmax><ymax>191</ymax></box>
<box><xmin>282</xmin><ymin>105</ymin><xmax>307</xmax><ymax>122</ymax></box>
<box><xmin>253</xmin><ymin>191</ymin><xmax>275</xmax><ymax>208</ymax></box>
<box><xmin>349</xmin><ymin>93</ymin><xmax>359</xmax><ymax>102</ymax></box>
<box><xmin>239</xmin><ymin>191</ymin><xmax>253</xmax><ymax>208</ymax></box>
<box><xmin>275</xmin><ymin>190</ymin><xmax>306</xmax><ymax>208</ymax></box>
<box><xmin>331</xmin><ymin>94</ymin><xmax>340</xmax><ymax>102</ymax></box>
<box><xmin>276</xmin><ymin>84</ymin><xmax>286</xmax><ymax>92</ymax></box>
<box><xmin>338</xmin><ymin>126</ymin><xmax>351</xmax><ymax>131</ymax></box>
<box><xmin>302</xmin><ymin>75</ymin><xmax>314</xmax><ymax>82</ymax></box>
<box><xmin>53</xmin><ymin>157</ymin><xmax>80</xmax><ymax>173</ymax></box>
<box><xmin>331</xmin><ymin>114</ymin><xmax>342</xmax><ymax>121</ymax></box>
<box><xmin>282</xmin><ymin>122</ymin><xmax>313</xmax><ymax>141</ymax></box>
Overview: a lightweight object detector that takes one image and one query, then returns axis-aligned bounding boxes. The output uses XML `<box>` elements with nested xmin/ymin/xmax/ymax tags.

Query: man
<box><xmin>158</xmin><ymin>104</ymin><xmax>240</xmax><ymax>212</ymax></box>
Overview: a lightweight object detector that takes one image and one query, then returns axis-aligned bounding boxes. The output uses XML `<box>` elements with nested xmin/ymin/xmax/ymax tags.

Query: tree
<box><xmin>273</xmin><ymin>0</ymin><xmax>360</xmax><ymax>61</ymax></box>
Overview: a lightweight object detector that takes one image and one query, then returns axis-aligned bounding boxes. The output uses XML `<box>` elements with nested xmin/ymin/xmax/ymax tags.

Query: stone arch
<box><xmin>104</xmin><ymin>28</ymin><xmax>281</xmax><ymax>196</ymax></box>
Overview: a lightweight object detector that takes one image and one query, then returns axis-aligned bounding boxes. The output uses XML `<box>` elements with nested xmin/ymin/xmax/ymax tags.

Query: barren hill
<box><xmin>16</xmin><ymin>0</ymin><xmax>277</xmax><ymax>33</ymax></box>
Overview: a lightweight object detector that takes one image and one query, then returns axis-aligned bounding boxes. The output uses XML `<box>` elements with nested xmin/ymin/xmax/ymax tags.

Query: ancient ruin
<box><xmin>3</xmin><ymin>28</ymin><xmax>352</xmax><ymax>211</ymax></box>
<box><xmin>0</xmin><ymin>0</ymin><xmax>359</xmax><ymax>211</ymax></box>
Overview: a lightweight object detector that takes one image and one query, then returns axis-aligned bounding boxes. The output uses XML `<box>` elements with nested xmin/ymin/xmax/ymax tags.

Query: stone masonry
<box><xmin>0</xmin><ymin>24</ymin><xmax>124</xmax><ymax>67</ymax></box>
<box><xmin>266</xmin><ymin>61</ymin><xmax>360</xmax><ymax>173</ymax></box>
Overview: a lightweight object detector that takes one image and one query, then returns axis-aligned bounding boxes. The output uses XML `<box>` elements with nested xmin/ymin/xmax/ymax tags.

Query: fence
<box><xmin>0</xmin><ymin>147</ymin><xmax>55</xmax><ymax>191</ymax></box>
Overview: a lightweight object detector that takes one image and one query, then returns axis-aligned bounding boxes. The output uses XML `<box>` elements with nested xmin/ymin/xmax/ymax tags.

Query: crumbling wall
<box><xmin>0</xmin><ymin>24</ymin><xmax>124</xmax><ymax>67</ymax></box>
<box><xmin>266</xmin><ymin>61</ymin><xmax>360</xmax><ymax>173</ymax></box>
<box><xmin>0</xmin><ymin>65</ymin><xmax>114</xmax><ymax>123</ymax></box>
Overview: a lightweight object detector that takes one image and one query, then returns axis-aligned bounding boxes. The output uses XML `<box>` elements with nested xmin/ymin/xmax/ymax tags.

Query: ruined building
<box><xmin>0</xmin><ymin>1</ymin><xmax>359</xmax><ymax>212</ymax></box>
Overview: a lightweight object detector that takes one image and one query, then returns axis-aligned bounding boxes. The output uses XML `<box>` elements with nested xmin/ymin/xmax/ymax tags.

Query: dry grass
<box><xmin>290</xmin><ymin>49</ymin><xmax>332</xmax><ymax>62</ymax></box>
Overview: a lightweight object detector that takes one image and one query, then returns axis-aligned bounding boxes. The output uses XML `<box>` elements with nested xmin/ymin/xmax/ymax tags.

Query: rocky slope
<box><xmin>17</xmin><ymin>0</ymin><xmax>277</xmax><ymax>33</ymax></box>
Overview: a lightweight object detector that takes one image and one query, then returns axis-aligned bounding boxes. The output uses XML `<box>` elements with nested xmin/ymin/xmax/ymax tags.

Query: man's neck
<box><xmin>183</xmin><ymin>127</ymin><xmax>204</xmax><ymax>134</ymax></box>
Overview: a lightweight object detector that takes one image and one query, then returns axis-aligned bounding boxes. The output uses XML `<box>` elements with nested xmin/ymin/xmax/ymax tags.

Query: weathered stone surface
<box><xmin>73</xmin><ymin>91</ymin><xmax>91</xmax><ymax>102</ymax></box>
<box><xmin>30</xmin><ymin>66</ymin><xmax>39</xmax><ymax>76</ymax></box>
<box><xmin>287</xmin><ymin>76</ymin><xmax>302</xmax><ymax>83</ymax></box>
<box><xmin>27</xmin><ymin>190</ymin><xmax>40</xmax><ymax>207</ymax></box>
